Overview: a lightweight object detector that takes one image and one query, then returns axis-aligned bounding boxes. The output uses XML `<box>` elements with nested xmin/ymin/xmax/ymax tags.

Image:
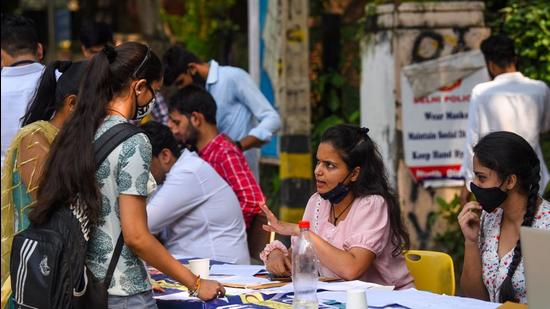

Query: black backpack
<box><xmin>10</xmin><ymin>123</ymin><xmax>143</xmax><ymax>309</ymax></box>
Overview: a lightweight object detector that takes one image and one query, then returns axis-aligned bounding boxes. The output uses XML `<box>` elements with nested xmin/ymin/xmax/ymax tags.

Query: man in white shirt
<box><xmin>460</xmin><ymin>34</ymin><xmax>550</xmax><ymax>205</ymax></box>
<box><xmin>143</xmin><ymin>122</ymin><xmax>250</xmax><ymax>264</ymax></box>
<box><xmin>1</xmin><ymin>14</ymin><xmax>44</xmax><ymax>168</ymax></box>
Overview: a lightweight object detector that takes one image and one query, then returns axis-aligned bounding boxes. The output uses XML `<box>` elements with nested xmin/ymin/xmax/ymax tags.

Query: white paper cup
<box><xmin>346</xmin><ymin>289</ymin><xmax>368</xmax><ymax>309</ymax></box>
<box><xmin>188</xmin><ymin>258</ymin><xmax>210</xmax><ymax>279</ymax></box>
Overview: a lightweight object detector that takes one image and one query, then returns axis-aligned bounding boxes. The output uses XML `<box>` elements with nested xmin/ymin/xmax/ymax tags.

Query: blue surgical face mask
<box><xmin>470</xmin><ymin>181</ymin><xmax>508</xmax><ymax>213</ymax></box>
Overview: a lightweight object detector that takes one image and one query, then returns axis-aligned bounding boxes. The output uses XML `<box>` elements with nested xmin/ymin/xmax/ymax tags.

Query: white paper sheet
<box><xmin>210</xmin><ymin>264</ymin><xmax>266</xmax><ymax>277</ymax></box>
<box><xmin>317</xmin><ymin>280</ymin><xmax>394</xmax><ymax>291</ymax></box>
<box><xmin>217</xmin><ymin>275</ymin><xmax>274</xmax><ymax>285</ymax></box>
<box><xmin>366</xmin><ymin>289</ymin><xmax>500</xmax><ymax>309</ymax></box>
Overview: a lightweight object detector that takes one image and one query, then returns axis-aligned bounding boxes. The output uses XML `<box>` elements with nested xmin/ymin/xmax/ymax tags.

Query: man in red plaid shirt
<box><xmin>167</xmin><ymin>85</ymin><xmax>264</xmax><ymax>228</ymax></box>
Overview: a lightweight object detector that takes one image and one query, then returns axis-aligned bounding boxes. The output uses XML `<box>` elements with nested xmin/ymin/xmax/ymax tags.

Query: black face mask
<box><xmin>319</xmin><ymin>172</ymin><xmax>352</xmax><ymax>204</ymax></box>
<box><xmin>192</xmin><ymin>73</ymin><xmax>206</xmax><ymax>88</ymax></box>
<box><xmin>470</xmin><ymin>182</ymin><xmax>508</xmax><ymax>213</ymax></box>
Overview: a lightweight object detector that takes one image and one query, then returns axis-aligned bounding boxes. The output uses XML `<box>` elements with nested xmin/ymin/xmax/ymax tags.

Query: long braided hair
<box><xmin>473</xmin><ymin>131</ymin><xmax>540</xmax><ymax>303</ymax></box>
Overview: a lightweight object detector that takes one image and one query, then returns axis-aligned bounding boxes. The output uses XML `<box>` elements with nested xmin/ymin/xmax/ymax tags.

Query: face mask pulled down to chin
<box><xmin>319</xmin><ymin>171</ymin><xmax>353</xmax><ymax>204</ymax></box>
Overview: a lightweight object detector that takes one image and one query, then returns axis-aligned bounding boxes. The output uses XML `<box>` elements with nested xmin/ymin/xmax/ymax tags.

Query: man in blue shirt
<box><xmin>162</xmin><ymin>45</ymin><xmax>281</xmax><ymax>180</ymax></box>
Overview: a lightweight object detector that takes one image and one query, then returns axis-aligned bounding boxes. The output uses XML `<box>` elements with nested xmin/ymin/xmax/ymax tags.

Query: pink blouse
<box><xmin>296</xmin><ymin>193</ymin><xmax>414</xmax><ymax>289</ymax></box>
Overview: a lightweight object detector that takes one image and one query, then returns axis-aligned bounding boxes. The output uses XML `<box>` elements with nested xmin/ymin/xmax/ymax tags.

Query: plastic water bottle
<box><xmin>292</xmin><ymin>220</ymin><xmax>319</xmax><ymax>309</ymax></box>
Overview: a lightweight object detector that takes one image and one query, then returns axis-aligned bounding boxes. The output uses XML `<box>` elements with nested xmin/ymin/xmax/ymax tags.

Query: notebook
<box><xmin>520</xmin><ymin>226</ymin><xmax>550</xmax><ymax>309</ymax></box>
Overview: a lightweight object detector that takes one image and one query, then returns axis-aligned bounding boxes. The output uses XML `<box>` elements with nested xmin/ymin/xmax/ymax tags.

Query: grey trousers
<box><xmin>108</xmin><ymin>290</ymin><xmax>157</xmax><ymax>309</ymax></box>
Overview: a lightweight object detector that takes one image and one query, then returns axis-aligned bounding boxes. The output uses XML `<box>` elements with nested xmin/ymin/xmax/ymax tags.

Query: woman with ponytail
<box><xmin>459</xmin><ymin>131</ymin><xmax>550</xmax><ymax>303</ymax></box>
<box><xmin>28</xmin><ymin>42</ymin><xmax>224</xmax><ymax>307</ymax></box>
<box><xmin>1</xmin><ymin>60</ymin><xmax>87</xmax><ymax>308</ymax></box>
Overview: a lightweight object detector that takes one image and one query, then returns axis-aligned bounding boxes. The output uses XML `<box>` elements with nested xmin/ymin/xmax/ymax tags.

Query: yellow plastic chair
<box><xmin>404</xmin><ymin>250</ymin><xmax>455</xmax><ymax>295</ymax></box>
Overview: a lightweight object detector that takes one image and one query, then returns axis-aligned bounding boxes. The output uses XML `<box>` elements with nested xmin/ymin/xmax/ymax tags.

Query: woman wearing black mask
<box><xmin>259</xmin><ymin>124</ymin><xmax>413</xmax><ymax>288</ymax></box>
<box><xmin>459</xmin><ymin>131</ymin><xmax>550</xmax><ymax>304</ymax></box>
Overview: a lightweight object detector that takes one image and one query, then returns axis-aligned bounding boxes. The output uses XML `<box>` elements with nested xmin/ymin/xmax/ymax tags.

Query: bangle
<box><xmin>235</xmin><ymin>140</ymin><xmax>243</xmax><ymax>150</ymax></box>
<box><xmin>189</xmin><ymin>275</ymin><xmax>201</xmax><ymax>297</ymax></box>
<box><xmin>259</xmin><ymin>240</ymin><xmax>289</xmax><ymax>264</ymax></box>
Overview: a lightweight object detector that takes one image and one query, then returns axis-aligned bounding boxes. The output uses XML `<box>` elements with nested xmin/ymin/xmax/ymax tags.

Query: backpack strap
<box><xmin>94</xmin><ymin>122</ymin><xmax>144</xmax><ymax>168</ymax></box>
<box><xmin>93</xmin><ymin>122</ymin><xmax>142</xmax><ymax>286</ymax></box>
<box><xmin>104</xmin><ymin>233</ymin><xmax>124</xmax><ymax>287</ymax></box>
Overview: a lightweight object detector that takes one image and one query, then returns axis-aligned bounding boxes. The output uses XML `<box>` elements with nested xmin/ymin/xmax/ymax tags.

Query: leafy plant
<box><xmin>432</xmin><ymin>194</ymin><xmax>464</xmax><ymax>284</ymax></box>
<box><xmin>496</xmin><ymin>0</ymin><xmax>550</xmax><ymax>86</ymax></box>
<box><xmin>160</xmin><ymin>0</ymin><xmax>238</xmax><ymax>60</ymax></box>
<box><xmin>311</xmin><ymin>71</ymin><xmax>360</xmax><ymax>152</ymax></box>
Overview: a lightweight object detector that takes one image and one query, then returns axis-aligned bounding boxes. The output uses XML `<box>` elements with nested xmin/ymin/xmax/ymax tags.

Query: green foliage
<box><xmin>496</xmin><ymin>0</ymin><xmax>550</xmax><ymax>85</ymax></box>
<box><xmin>311</xmin><ymin>70</ymin><xmax>360</xmax><ymax>152</ymax></box>
<box><xmin>432</xmin><ymin>194</ymin><xmax>464</xmax><ymax>283</ymax></box>
<box><xmin>160</xmin><ymin>0</ymin><xmax>238</xmax><ymax>60</ymax></box>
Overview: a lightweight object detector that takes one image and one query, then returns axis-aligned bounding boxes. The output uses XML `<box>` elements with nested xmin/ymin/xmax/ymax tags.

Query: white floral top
<box><xmin>479</xmin><ymin>199</ymin><xmax>550</xmax><ymax>303</ymax></box>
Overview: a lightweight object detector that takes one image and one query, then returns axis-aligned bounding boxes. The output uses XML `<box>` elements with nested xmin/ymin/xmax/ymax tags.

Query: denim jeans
<box><xmin>108</xmin><ymin>290</ymin><xmax>157</xmax><ymax>309</ymax></box>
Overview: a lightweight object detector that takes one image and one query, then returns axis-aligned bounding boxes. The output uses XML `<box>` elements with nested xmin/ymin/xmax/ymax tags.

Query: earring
<box><xmin>137</xmin><ymin>91</ymin><xmax>141</xmax><ymax>95</ymax></box>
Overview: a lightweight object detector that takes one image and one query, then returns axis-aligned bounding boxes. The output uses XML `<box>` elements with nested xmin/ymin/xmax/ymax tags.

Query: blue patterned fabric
<box><xmin>86</xmin><ymin>115</ymin><xmax>153</xmax><ymax>296</ymax></box>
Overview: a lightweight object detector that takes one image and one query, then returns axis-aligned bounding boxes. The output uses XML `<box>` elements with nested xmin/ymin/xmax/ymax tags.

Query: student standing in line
<box><xmin>1</xmin><ymin>14</ymin><xmax>44</xmax><ymax>168</ymax></box>
<box><xmin>28</xmin><ymin>42</ymin><xmax>224</xmax><ymax>307</ymax></box>
<box><xmin>1</xmin><ymin>60</ymin><xmax>87</xmax><ymax>309</ymax></box>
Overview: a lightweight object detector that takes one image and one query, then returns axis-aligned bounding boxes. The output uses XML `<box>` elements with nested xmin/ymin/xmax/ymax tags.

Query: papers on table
<box><xmin>317</xmin><ymin>280</ymin><xmax>394</xmax><ymax>292</ymax></box>
<box><xmin>259</xmin><ymin>279</ymin><xmax>394</xmax><ymax>295</ymax></box>
<box><xmin>216</xmin><ymin>275</ymin><xmax>289</xmax><ymax>290</ymax></box>
<box><xmin>217</xmin><ymin>276</ymin><xmax>272</xmax><ymax>285</ymax></box>
<box><xmin>210</xmin><ymin>264</ymin><xmax>265</xmax><ymax>277</ymax></box>
<box><xmin>322</xmin><ymin>288</ymin><xmax>500</xmax><ymax>309</ymax></box>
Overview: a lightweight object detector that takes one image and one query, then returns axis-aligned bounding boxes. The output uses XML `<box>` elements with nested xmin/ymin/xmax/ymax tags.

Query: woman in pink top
<box><xmin>259</xmin><ymin>124</ymin><xmax>414</xmax><ymax>289</ymax></box>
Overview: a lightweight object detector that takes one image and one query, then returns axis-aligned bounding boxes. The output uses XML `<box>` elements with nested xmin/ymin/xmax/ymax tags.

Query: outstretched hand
<box><xmin>259</xmin><ymin>204</ymin><xmax>299</xmax><ymax>236</ymax></box>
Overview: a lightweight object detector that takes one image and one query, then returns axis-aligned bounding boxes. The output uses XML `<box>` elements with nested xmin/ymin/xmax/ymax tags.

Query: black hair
<box><xmin>162</xmin><ymin>44</ymin><xmax>201</xmax><ymax>85</ymax></box>
<box><xmin>141</xmin><ymin>121</ymin><xmax>182</xmax><ymax>158</ymax></box>
<box><xmin>473</xmin><ymin>131</ymin><xmax>540</xmax><ymax>303</ymax></box>
<box><xmin>1</xmin><ymin>14</ymin><xmax>39</xmax><ymax>56</ymax></box>
<box><xmin>480</xmin><ymin>34</ymin><xmax>517</xmax><ymax>68</ymax></box>
<box><xmin>21</xmin><ymin>61</ymin><xmax>88</xmax><ymax>126</ymax></box>
<box><xmin>320</xmin><ymin>124</ymin><xmax>410</xmax><ymax>256</ymax></box>
<box><xmin>168</xmin><ymin>85</ymin><xmax>217</xmax><ymax>125</ymax></box>
<box><xmin>79</xmin><ymin>21</ymin><xmax>114</xmax><ymax>48</ymax></box>
<box><xmin>29</xmin><ymin>42</ymin><xmax>162</xmax><ymax>225</ymax></box>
